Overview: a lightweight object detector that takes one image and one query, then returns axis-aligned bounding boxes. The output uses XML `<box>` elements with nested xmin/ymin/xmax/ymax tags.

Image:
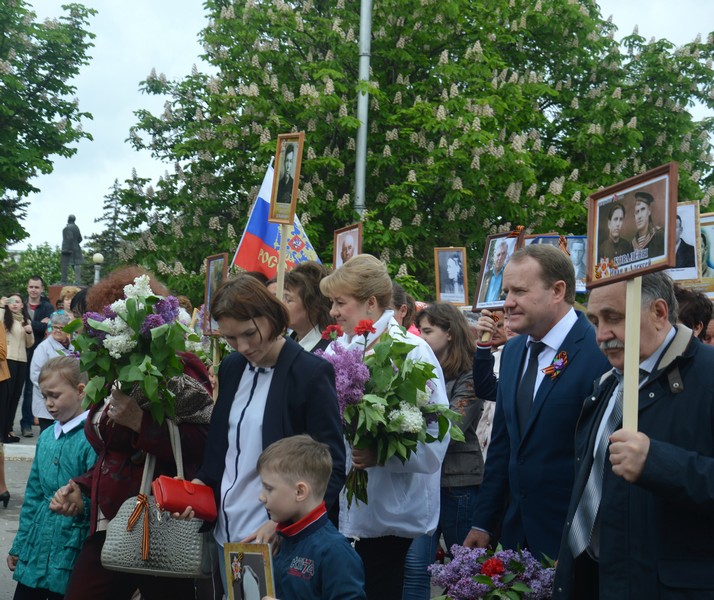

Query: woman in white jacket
<box><xmin>320</xmin><ymin>254</ymin><xmax>449</xmax><ymax>600</ymax></box>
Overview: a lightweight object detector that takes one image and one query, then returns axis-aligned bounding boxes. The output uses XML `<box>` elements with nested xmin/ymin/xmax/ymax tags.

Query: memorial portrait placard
<box><xmin>586</xmin><ymin>162</ymin><xmax>677</xmax><ymax>289</ymax></box>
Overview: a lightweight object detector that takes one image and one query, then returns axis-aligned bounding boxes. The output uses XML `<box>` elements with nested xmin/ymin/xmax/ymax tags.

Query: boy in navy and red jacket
<box><xmin>258</xmin><ymin>435</ymin><xmax>365</xmax><ymax>600</ymax></box>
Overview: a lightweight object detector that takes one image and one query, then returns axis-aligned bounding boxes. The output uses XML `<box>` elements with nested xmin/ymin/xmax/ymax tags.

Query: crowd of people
<box><xmin>1</xmin><ymin>245</ymin><xmax>714</xmax><ymax>599</ymax></box>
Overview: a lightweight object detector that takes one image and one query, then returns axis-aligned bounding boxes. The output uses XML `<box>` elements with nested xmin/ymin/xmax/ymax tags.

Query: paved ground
<box><xmin>0</xmin><ymin>429</ymin><xmax>36</xmax><ymax>600</ymax></box>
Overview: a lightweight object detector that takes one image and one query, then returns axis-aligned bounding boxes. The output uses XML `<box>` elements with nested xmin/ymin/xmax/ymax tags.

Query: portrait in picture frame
<box><xmin>224</xmin><ymin>543</ymin><xmax>275</xmax><ymax>600</ymax></box>
<box><xmin>269</xmin><ymin>132</ymin><xmax>305</xmax><ymax>224</ymax></box>
<box><xmin>666</xmin><ymin>201</ymin><xmax>700</xmax><ymax>283</ymax></box>
<box><xmin>204</xmin><ymin>253</ymin><xmax>228</xmax><ymax>336</ymax></box>
<box><xmin>434</xmin><ymin>247</ymin><xmax>468</xmax><ymax>305</ymax></box>
<box><xmin>698</xmin><ymin>212</ymin><xmax>714</xmax><ymax>298</ymax></box>
<box><xmin>333</xmin><ymin>222</ymin><xmax>362</xmax><ymax>268</ymax></box>
<box><xmin>586</xmin><ymin>162</ymin><xmax>678</xmax><ymax>289</ymax></box>
<box><xmin>473</xmin><ymin>233</ymin><xmax>519</xmax><ymax>311</ymax></box>
<box><xmin>528</xmin><ymin>234</ymin><xmax>588</xmax><ymax>293</ymax></box>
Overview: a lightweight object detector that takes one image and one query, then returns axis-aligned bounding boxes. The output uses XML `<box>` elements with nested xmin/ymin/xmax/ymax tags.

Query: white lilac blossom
<box><xmin>388</xmin><ymin>402</ymin><xmax>425</xmax><ymax>433</ymax></box>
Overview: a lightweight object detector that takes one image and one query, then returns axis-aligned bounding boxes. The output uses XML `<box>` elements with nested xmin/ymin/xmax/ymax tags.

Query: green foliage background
<box><xmin>0</xmin><ymin>1</ymin><xmax>95</xmax><ymax>258</ymax></box>
<box><xmin>4</xmin><ymin>0</ymin><xmax>714</xmax><ymax>303</ymax></box>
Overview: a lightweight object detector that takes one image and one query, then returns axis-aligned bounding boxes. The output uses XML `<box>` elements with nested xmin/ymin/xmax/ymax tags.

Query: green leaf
<box><xmin>84</xmin><ymin>376</ymin><xmax>106</xmax><ymax>405</ymax></box>
<box><xmin>143</xmin><ymin>375</ymin><xmax>158</xmax><ymax>402</ymax></box>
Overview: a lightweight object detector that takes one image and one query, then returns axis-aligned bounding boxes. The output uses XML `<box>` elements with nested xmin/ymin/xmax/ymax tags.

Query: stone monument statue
<box><xmin>60</xmin><ymin>214</ymin><xmax>84</xmax><ymax>284</ymax></box>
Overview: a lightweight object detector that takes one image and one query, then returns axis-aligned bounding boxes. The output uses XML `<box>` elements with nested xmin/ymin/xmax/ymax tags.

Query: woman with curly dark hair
<box><xmin>283</xmin><ymin>261</ymin><xmax>334</xmax><ymax>352</ymax></box>
<box><xmin>52</xmin><ymin>266</ymin><xmax>213</xmax><ymax>600</ymax></box>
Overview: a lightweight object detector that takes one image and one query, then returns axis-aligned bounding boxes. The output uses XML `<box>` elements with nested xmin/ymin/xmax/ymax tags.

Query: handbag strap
<box><xmin>139</xmin><ymin>453</ymin><xmax>156</xmax><ymax>496</ymax></box>
<box><xmin>167</xmin><ymin>419</ymin><xmax>185</xmax><ymax>480</ymax></box>
<box><xmin>128</xmin><ymin>420</ymin><xmax>184</xmax><ymax>561</ymax></box>
<box><xmin>136</xmin><ymin>420</ymin><xmax>184</xmax><ymax>496</ymax></box>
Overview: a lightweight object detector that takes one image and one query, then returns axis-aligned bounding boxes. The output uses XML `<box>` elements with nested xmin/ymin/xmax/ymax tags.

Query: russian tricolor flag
<box><xmin>232</xmin><ymin>164</ymin><xmax>320</xmax><ymax>277</ymax></box>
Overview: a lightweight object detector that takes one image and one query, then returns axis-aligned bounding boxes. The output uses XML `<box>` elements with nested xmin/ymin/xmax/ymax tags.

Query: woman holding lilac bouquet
<box><xmin>320</xmin><ymin>254</ymin><xmax>450</xmax><ymax>600</ymax></box>
<box><xmin>51</xmin><ymin>267</ymin><xmax>214</xmax><ymax>600</ymax></box>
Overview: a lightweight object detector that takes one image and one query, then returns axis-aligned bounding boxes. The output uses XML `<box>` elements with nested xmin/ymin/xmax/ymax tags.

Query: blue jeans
<box><xmin>402</xmin><ymin>485</ymin><xmax>479</xmax><ymax>600</ymax></box>
<box><xmin>440</xmin><ymin>485</ymin><xmax>479</xmax><ymax>553</ymax></box>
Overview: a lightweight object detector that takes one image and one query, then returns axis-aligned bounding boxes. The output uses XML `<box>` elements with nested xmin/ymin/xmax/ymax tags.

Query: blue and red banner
<box><xmin>232</xmin><ymin>165</ymin><xmax>320</xmax><ymax>278</ymax></box>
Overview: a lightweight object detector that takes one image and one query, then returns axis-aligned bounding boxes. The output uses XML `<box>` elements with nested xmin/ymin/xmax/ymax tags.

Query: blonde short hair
<box><xmin>320</xmin><ymin>254</ymin><xmax>392</xmax><ymax>309</ymax></box>
<box><xmin>257</xmin><ymin>435</ymin><xmax>332</xmax><ymax>499</ymax></box>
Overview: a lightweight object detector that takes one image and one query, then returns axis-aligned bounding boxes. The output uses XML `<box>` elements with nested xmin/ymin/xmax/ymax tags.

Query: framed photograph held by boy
<box><xmin>269</xmin><ymin>132</ymin><xmax>305</xmax><ymax>224</ymax></box>
<box><xmin>435</xmin><ymin>247</ymin><xmax>468</xmax><ymax>305</ymax></box>
<box><xmin>204</xmin><ymin>253</ymin><xmax>228</xmax><ymax>335</ymax></box>
<box><xmin>473</xmin><ymin>234</ymin><xmax>519</xmax><ymax>311</ymax></box>
<box><xmin>586</xmin><ymin>162</ymin><xmax>678</xmax><ymax>289</ymax></box>
<box><xmin>666</xmin><ymin>201</ymin><xmax>700</xmax><ymax>283</ymax></box>
<box><xmin>224</xmin><ymin>543</ymin><xmax>275</xmax><ymax>600</ymax></box>
<box><xmin>333</xmin><ymin>222</ymin><xmax>362</xmax><ymax>268</ymax></box>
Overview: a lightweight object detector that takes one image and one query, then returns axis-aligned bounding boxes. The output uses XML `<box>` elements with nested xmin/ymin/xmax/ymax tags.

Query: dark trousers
<box><xmin>20</xmin><ymin>366</ymin><xmax>33</xmax><ymax>432</ymax></box>
<box><xmin>573</xmin><ymin>552</ymin><xmax>599</xmax><ymax>600</ymax></box>
<box><xmin>13</xmin><ymin>583</ymin><xmax>63</xmax><ymax>600</ymax></box>
<box><xmin>3</xmin><ymin>360</ymin><xmax>27</xmax><ymax>434</ymax></box>
<box><xmin>355</xmin><ymin>535</ymin><xmax>412</xmax><ymax>600</ymax></box>
<box><xmin>64</xmin><ymin>531</ymin><xmax>199</xmax><ymax>600</ymax></box>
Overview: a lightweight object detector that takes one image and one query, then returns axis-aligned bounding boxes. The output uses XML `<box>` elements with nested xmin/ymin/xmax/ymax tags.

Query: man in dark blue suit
<box><xmin>464</xmin><ymin>245</ymin><xmax>610</xmax><ymax>560</ymax></box>
<box><xmin>554</xmin><ymin>272</ymin><xmax>714</xmax><ymax>598</ymax></box>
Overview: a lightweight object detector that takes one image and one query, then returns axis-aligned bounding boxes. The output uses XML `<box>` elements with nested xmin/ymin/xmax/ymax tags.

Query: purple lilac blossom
<box><xmin>140</xmin><ymin>314</ymin><xmax>166</xmax><ymax>337</ymax></box>
<box><xmin>428</xmin><ymin>545</ymin><xmax>554</xmax><ymax>600</ymax></box>
<box><xmin>155</xmin><ymin>296</ymin><xmax>180</xmax><ymax>323</ymax></box>
<box><xmin>103</xmin><ymin>306</ymin><xmax>118</xmax><ymax>319</ymax></box>
<box><xmin>82</xmin><ymin>312</ymin><xmax>107</xmax><ymax>341</ymax></box>
<box><xmin>315</xmin><ymin>344</ymin><xmax>369</xmax><ymax>420</ymax></box>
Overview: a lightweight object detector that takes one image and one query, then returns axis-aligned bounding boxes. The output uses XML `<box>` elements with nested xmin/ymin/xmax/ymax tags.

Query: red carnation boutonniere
<box><xmin>543</xmin><ymin>351</ymin><xmax>568</xmax><ymax>380</ymax></box>
<box><xmin>322</xmin><ymin>324</ymin><xmax>344</xmax><ymax>341</ymax></box>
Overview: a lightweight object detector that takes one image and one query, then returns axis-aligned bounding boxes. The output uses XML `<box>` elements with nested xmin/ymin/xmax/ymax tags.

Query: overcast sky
<box><xmin>11</xmin><ymin>0</ymin><xmax>714</xmax><ymax>252</ymax></box>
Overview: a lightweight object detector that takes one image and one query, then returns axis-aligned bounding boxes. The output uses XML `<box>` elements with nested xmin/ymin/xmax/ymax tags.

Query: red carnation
<box><xmin>481</xmin><ymin>557</ymin><xmax>505</xmax><ymax>578</ymax></box>
<box><xmin>354</xmin><ymin>320</ymin><xmax>376</xmax><ymax>336</ymax></box>
<box><xmin>322</xmin><ymin>324</ymin><xmax>344</xmax><ymax>340</ymax></box>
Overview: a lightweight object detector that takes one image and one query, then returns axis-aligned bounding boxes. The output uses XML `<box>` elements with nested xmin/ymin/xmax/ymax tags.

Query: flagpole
<box><xmin>354</xmin><ymin>0</ymin><xmax>373</xmax><ymax>215</ymax></box>
<box><xmin>276</xmin><ymin>223</ymin><xmax>289</xmax><ymax>301</ymax></box>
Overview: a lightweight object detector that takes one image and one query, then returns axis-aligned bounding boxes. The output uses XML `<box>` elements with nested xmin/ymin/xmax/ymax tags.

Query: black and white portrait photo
<box><xmin>435</xmin><ymin>247</ymin><xmax>468</xmax><ymax>305</ymax></box>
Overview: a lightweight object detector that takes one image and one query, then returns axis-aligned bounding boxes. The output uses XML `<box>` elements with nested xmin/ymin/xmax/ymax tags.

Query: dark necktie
<box><xmin>516</xmin><ymin>341</ymin><xmax>546</xmax><ymax>435</ymax></box>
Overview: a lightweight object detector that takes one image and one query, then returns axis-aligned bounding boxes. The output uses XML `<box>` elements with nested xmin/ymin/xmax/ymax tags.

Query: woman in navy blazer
<box><xmin>193</xmin><ymin>276</ymin><xmax>345</xmax><ymax>592</ymax></box>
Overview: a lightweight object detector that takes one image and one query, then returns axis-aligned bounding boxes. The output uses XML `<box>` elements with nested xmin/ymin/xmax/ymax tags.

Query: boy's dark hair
<box><xmin>257</xmin><ymin>435</ymin><xmax>332</xmax><ymax>499</ymax></box>
<box><xmin>674</xmin><ymin>284</ymin><xmax>712</xmax><ymax>340</ymax></box>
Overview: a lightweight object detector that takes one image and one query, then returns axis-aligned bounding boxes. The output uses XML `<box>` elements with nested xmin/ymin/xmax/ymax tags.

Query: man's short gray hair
<box><xmin>641</xmin><ymin>272</ymin><xmax>678</xmax><ymax>325</ymax></box>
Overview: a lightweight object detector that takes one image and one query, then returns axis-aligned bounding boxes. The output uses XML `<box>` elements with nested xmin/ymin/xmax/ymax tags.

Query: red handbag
<box><xmin>152</xmin><ymin>476</ymin><xmax>217</xmax><ymax>522</ymax></box>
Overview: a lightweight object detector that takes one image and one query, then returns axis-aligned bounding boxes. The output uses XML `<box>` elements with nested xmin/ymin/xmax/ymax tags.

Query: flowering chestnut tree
<box><xmin>115</xmin><ymin>0</ymin><xmax>713</xmax><ymax>299</ymax></box>
<box><xmin>0</xmin><ymin>1</ymin><xmax>95</xmax><ymax>258</ymax></box>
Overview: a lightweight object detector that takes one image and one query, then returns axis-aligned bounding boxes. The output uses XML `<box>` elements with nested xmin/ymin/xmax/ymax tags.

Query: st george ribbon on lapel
<box><xmin>516</xmin><ymin>341</ymin><xmax>547</xmax><ymax>435</ymax></box>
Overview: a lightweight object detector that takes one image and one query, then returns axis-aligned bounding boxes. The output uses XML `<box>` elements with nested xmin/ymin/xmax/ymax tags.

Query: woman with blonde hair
<box><xmin>320</xmin><ymin>254</ymin><xmax>449</xmax><ymax>600</ymax></box>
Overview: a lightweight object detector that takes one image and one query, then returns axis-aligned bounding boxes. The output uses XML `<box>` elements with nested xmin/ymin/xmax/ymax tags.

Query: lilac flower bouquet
<box><xmin>318</xmin><ymin>321</ymin><xmax>464</xmax><ymax>506</ymax></box>
<box><xmin>429</xmin><ymin>545</ymin><xmax>555</xmax><ymax>600</ymax></box>
<box><xmin>67</xmin><ymin>274</ymin><xmax>198</xmax><ymax>422</ymax></box>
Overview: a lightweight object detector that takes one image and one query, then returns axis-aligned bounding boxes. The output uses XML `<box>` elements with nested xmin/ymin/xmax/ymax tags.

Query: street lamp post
<box><xmin>92</xmin><ymin>253</ymin><xmax>104</xmax><ymax>285</ymax></box>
